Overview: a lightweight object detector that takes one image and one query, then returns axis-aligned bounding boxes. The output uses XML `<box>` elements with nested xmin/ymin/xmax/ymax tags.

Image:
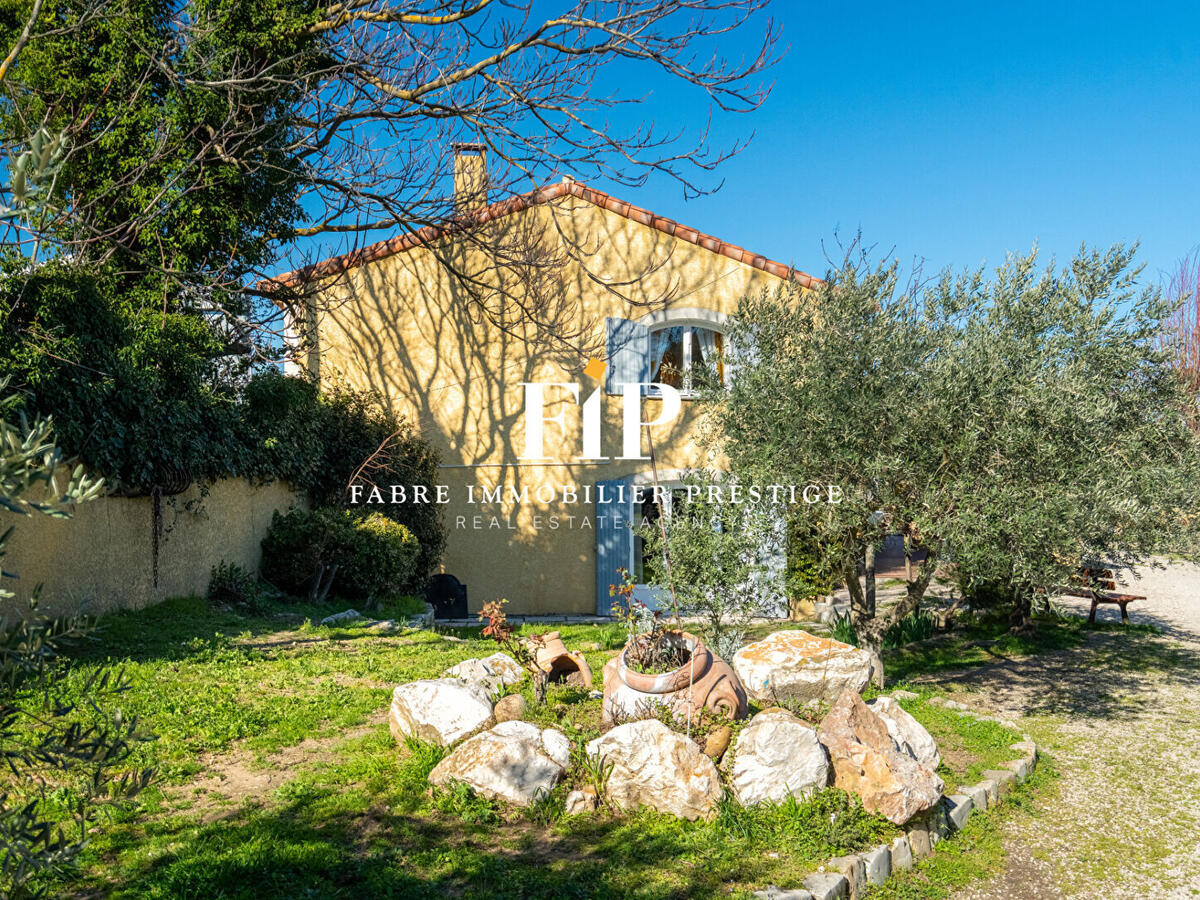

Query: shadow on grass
<box><xmin>65</xmin><ymin>596</ymin><xmax>628</xmax><ymax>669</ymax></box>
<box><xmin>67</xmin><ymin>789</ymin><xmax>887</xmax><ymax>900</ymax></box>
<box><xmin>894</xmin><ymin>612</ymin><xmax>1200</xmax><ymax>722</ymax></box>
<box><xmin>64</xmin><ymin>595</ymin><xmax>467</xmax><ymax>665</ymax></box>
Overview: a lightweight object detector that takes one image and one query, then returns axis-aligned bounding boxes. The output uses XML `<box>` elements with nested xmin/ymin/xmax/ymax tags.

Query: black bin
<box><xmin>425</xmin><ymin>573</ymin><xmax>468</xmax><ymax>619</ymax></box>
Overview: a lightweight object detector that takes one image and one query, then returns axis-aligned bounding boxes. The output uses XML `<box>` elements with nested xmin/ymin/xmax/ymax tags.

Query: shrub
<box><xmin>831</xmin><ymin>613</ymin><xmax>858</xmax><ymax>646</ymax></box>
<box><xmin>260</xmin><ymin>508</ymin><xmax>419</xmax><ymax>603</ymax></box>
<box><xmin>243</xmin><ymin>373</ymin><xmax>445</xmax><ymax>583</ymax></box>
<box><xmin>636</xmin><ymin>470</ymin><xmax>786</xmax><ymax>652</ymax></box>
<box><xmin>885</xmin><ymin>607</ymin><xmax>938</xmax><ymax>645</ymax></box>
<box><xmin>337</xmin><ymin>512</ymin><xmax>419</xmax><ymax>599</ymax></box>
<box><xmin>786</xmin><ymin>513</ymin><xmax>834</xmax><ymax>601</ymax></box>
<box><xmin>206</xmin><ymin>561</ymin><xmax>269</xmax><ymax>611</ymax></box>
<box><xmin>0</xmin><ymin>288</ymin><xmax>447</xmax><ymax>583</ymax></box>
<box><xmin>831</xmin><ymin>608</ymin><xmax>939</xmax><ymax>649</ymax></box>
<box><xmin>260</xmin><ymin>508</ymin><xmax>343</xmax><ymax>598</ymax></box>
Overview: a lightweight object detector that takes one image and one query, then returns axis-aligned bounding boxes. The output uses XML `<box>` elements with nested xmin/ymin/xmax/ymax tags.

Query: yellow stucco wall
<box><xmin>309</xmin><ymin>192</ymin><xmax>796</xmax><ymax>614</ymax></box>
<box><xmin>1</xmin><ymin>478</ymin><xmax>303</xmax><ymax>619</ymax></box>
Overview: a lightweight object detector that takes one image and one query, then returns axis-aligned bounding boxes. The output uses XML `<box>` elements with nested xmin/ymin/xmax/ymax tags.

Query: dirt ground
<box><xmin>936</xmin><ymin>561</ymin><xmax>1200</xmax><ymax>899</ymax></box>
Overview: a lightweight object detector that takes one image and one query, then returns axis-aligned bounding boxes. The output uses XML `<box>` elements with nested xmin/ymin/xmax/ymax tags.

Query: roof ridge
<box><xmin>266</xmin><ymin>180</ymin><xmax>817</xmax><ymax>290</ymax></box>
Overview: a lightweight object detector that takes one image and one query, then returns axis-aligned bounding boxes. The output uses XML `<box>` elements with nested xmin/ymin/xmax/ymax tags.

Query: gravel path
<box><xmin>936</xmin><ymin>560</ymin><xmax>1200</xmax><ymax>900</ymax></box>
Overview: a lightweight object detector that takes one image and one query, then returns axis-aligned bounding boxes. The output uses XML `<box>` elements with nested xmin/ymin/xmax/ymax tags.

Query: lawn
<box><xmin>881</xmin><ymin>611</ymin><xmax>1160</xmax><ymax>685</ymax></box>
<box><xmin>18</xmin><ymin>596</ymin><xmax>1048</xmax><ymax>899</ymax></box>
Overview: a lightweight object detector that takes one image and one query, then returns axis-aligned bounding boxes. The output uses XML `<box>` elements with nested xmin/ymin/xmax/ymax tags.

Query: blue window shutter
<box><xmin>605</xmin><ymin>317</ymin><xmax>650</xmax><ymax>395</ymax></box>
<box><xmin>595</xmin><ymin>478</ymin><xmax>631</xmax><ymax>615</ymax></box>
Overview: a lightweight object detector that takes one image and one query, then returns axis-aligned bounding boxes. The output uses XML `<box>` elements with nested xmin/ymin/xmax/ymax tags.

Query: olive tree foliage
<box><xmin>920</xmin><ymin>247</ymin><xmax>1200</xmax><ymax>626</ymax></box>
<box><xmin>712</xmin><ymin>244</ymin><xmax>1200</xmax><ymax>681</ymax></box>
<box><xmin>635</xmin><ymin>470</ymin><xmax>784</xmax><ymax>660</ymax></box>
<box><xmin>709</xmin><ymin>253</ymin><xmax>937</xmax><ymax>677</ymax></box>
<box><xmin>0</xmin><ymin>386</ymin><xmax>153</xmax><ymax>899</ymax></box>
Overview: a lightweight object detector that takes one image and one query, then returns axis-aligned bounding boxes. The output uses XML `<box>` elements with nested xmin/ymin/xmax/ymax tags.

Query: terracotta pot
<box><xmin>601</xmin><ymin>632</ymin><xmax>748</xmax><ymax>727</ymax></box>
<box><xmin>532</xmin><ymin>631</ymin><xmax>594</xmax><ymax>688</ymax></box>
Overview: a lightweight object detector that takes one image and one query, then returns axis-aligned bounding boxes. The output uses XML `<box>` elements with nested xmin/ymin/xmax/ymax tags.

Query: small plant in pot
<box><xmin>610</xmin><ymin>568</ymin><xmax>690</xmax><ymax>674</ymax></box>
<box><xmin>604</xmin><ymin>569</ymin><xmax>748</xmax><ymax>727</ymax></box>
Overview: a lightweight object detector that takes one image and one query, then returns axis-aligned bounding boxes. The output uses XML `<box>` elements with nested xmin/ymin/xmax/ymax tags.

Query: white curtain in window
<box><xmin>650</xmin><ymin>326</ymin><xmax>686</xmax><ymax>386</ymax></box>
<box><xmin>695</xmin><ymin>328</ymin><xmax>720</xmax><ymax>382</ymax></box>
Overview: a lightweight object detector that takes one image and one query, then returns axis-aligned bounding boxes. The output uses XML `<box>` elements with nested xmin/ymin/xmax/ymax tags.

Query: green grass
<box><xmin>866</xmin><ymin>758</ymin><xmax>1057</xmax><ymax>899</ymax></box>
<box><xmin>11</xmin><ymin>595</ymin><xmax>1052</xmax><ymax>898</ymax></box>
<box><xmin>883</xmin><ymin>611</ymin><xmax>1159</xmax><ymax>685</ymax></box>
<box><xmin>892</xmin><ymin>698</ymin><xmax>1027</xmax><ymax>791</ymax></box>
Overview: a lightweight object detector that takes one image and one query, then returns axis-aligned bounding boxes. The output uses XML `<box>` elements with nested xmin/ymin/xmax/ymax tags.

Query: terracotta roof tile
<box><xmin>266</xmin><ymin>180</ymin><xmax>818</xmax><ymax>290</ymax></box>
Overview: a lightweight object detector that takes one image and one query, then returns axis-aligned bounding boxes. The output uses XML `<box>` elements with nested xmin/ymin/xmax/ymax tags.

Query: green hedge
<box><xmin>241</xmin><ymin>372</ymin><xmax>445</xmax><ymax>581</ymax></box>
<box><xmin>261</xmin><ymin>508</ymin><xmax>419</xmax><ymax>602</ymax></box>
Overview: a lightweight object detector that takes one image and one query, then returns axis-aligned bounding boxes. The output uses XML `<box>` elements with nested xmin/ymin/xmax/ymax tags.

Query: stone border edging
<box><xmin>755</xmin><ymin>693</ymin><xmax>1040</xmax><ymax>900</ymax></box>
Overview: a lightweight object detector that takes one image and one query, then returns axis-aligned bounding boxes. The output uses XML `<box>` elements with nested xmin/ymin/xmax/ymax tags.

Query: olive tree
<box><xmin>712</xmin><ymin>244</ymin><xmax>1200</xmax><ymax>681</ymax></box>
<box><xmin>0</xmin><ymin>386</ymin><xmax>153</xmax><ymax>898</ymax></box>
<box><xmin>919</xmin><ymin>246</ymin><xmax>1200</xmax><ymax>629</ymax></box>
<box><xmin>636</xmin><ymin>470</ymin><xmax>785</xmax><ymax>660</ymax></box>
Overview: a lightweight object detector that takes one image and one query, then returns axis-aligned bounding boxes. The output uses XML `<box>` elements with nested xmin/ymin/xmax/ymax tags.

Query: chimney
<box><xmin>451</xmin><ymin>142</ymin><xmax>488</xmax><ymax>212</ymax></box>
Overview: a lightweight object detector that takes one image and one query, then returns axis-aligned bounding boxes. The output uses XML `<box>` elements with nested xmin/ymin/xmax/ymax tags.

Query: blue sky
<box><xmin>596</xmin><ymin>1</ymin><xmax>1200</xmax><ymax>288</ymax></box>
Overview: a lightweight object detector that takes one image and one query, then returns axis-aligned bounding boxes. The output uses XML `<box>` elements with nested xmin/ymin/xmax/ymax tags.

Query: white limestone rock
<box><xmin>868</xmin><ymin>696</ymin><xmax>941</xmax><ymax>771</ymax></box>
<box><xmin>732</xmin><ymin>631</ymin><xmax>872</xmax><ymax>704</ymax></box>
<box><xmin>586</xmin><ymin>719</ymin><xmax>723</xmax><ymax>820</ymax></box>
<box><xmin>540</xmin><ymin>727</ymin><xmax>571</xmax><ymax>769</ymax></box>
<box><xmin>321</xmin><ymin>608</ymin><xmax>363</xmax><ymax>626</ymax></box>
<box><xmin>388</xmin><ymin>678</ymin><xmax>493</xmax><ymax>747</ymax></box>
<box><xmin>564</xmin><ymin>786</ymin><xmax>598</xmax><ymax>815</ymax></box>
<box><xmin>428</xmin><ymin>720</ymin><xmax>568</xmax><ymax>806</ymax></box>
<box><xmin>728</xmin><ymin>708</ymin><xmax>830</xmax><ymax>806</ymax></box>
<box><xmin>443</xmin><ymin>652</ymin><xmax>525</xmax><ymax>695</ymax></box>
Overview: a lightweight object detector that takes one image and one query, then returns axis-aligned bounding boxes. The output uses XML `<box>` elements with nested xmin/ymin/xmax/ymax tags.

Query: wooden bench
<box><xmin>1056</xmin><ymin>567</ymin><xmax>1145</xmax><ymax>624</ymax></box>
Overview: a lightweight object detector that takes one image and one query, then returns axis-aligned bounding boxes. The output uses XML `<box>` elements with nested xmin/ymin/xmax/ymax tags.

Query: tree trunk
<box><xmin>904</xmin><ymin>531</ymin><xmax>912</xmax><ymax>582</ymax></box>
<box><xmin>858</xmin><ymin>629</ymin><xmax>885</xmax><ymax>689</ymax></box>
<box><xmin>1010</xmin><ymin>591</ymin><xmax>1034</xmax><ymax>633</ymax></box>
<box><xmin>857</xmin><ymin>549</ymin><xmax>941</xmax><ymax>690</ymax></box>
<box><xmin>847</xmin><ymin>542</ymin><xmax>877</xmax><ymax>623</ymax></box>
<box><xmin>864</xmin><ymin>542</ymin><xmax>877</xmax><ymax>619</ymax></box>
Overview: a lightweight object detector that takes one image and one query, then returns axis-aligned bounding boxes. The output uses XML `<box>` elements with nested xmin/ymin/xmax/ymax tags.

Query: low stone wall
<box><xmin>1</xmin><ymin>478</ymin><xmax>303</xmax><ymax>618</ymax></box>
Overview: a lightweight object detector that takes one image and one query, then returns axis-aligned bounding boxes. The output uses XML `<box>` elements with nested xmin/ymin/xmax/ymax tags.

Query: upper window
<box><xmin>649</xmin><ymin>325</ymin><xmax>726</xmax><ymax>393</ymax></box>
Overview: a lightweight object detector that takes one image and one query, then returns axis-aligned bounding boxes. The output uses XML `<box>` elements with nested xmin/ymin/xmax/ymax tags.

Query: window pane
<box><xmin>650</xmin><ymin>326</ymin><xmax>685</xmax><ymax>387</ymax></box>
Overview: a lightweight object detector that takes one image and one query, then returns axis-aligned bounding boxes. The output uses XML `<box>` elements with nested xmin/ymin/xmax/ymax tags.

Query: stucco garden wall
<box><xmin>1</xmin><ymin>478</ymin><xmax>303</xmax><ymax>619</ymax></box>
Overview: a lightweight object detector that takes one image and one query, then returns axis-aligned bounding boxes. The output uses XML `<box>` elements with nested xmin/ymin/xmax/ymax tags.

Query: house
<box><xmin>274</xmin><ymin>145</ymin><xmax>817</xmax><ymax>615</ymax></box>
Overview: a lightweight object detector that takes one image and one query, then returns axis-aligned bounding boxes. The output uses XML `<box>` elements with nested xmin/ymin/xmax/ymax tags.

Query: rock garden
<box><xmin>5</xmin><ymin>585</ymin><xmax>1088</xmax><ymax>900</ymax></box>
<box><xmin>387</xmin><ymin>603</ymin><xmax>1041</xmax><ymax>900</ymax></box>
